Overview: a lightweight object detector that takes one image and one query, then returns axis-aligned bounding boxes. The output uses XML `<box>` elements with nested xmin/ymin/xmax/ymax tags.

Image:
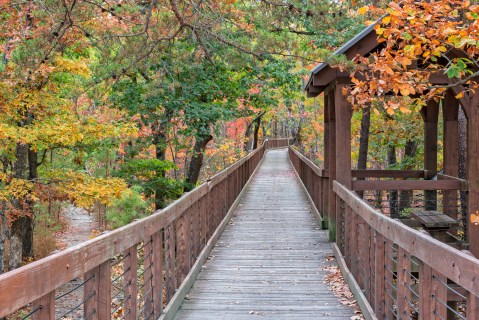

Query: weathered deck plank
<box><xmin>174</xmin><ymin>149</ymin><xmax>357</xmax><ymax>319</ymax></box>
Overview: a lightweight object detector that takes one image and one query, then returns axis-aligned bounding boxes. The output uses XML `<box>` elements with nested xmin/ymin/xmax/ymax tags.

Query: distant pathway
<box><xmin>174</xmin><ymin>149</ymin><xmax>357</xmax><ymax>319</ymax></box>
<box><xmin>55</xmin><ymin>205</ymin><xmax>95</xmax><ymax>319</ymax></box>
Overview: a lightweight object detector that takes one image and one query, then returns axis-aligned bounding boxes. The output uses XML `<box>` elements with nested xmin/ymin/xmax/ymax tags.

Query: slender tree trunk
<box><xmin>0</xmin><ymin>202</ymin><xmax>7</xmax><ymax>274</ymax></box>
<box><xmin>21</xmin><ymin>149</ymin><xmax>37</xmax><ymax>260</ymax></box>
<box><xmin>153</xmin><ymin>110</ymin><xmax>173</xmax><ymax>209</ymax></box>
<box><xmin>252</xmin><ymin>113</ymin><xmax>263</xmax><ymax>150</ymax></box>
<box><xmin>294</xmin><ymin>122</ymin><xmax>303</xmax><ymax>151</ymax></box>
<box><xmin>388</xmin><ymin>145</ymin><xmax>399</xmax><ymax>218</ymax></box>
<box><xmin>185</xmin><ymin>134</ymin><xmax>213</xmax><ymax>191</ymax></box>
<box><xmin>9</xmin><ymin>143</ymin><xmax>29</xmax><ymax>270</ymax></box>
<box><xmin>243</xmin><ymin>122</ymin><xmax>253</xmax><ymax>152</ymax></box>
<box><xmin>357</xmin><ymin>106</ymin><xmax>371</xmax><ymax>198</ymax></box>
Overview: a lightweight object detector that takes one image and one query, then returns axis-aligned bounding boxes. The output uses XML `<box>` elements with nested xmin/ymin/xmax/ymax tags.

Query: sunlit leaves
<box><xmin>341</xmin><ymin>0</ymin><xmax>479</xmax><ymax>115</ymax></box>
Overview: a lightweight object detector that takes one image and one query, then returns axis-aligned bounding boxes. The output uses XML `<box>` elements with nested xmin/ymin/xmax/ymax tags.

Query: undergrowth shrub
<box><xmin>33</xmin><ymin>201</ymin><xmax>67</xmax><ymax>259</ymax></box>
<box><xmin>106</xmin><ymin>186</ymin><xmax>152</xmax><ymax>229</ymax></box>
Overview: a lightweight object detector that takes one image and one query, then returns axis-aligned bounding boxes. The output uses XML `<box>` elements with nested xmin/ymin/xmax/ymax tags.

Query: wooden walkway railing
<box><xmin>289</xmin><ymin>146</ymin><xmax>479</xmax><ymax>320</ymax></box>
<box><xmin>0</xmin><ymin>139</ymin><xmax>289</xmax><ymax>320</ymax></box>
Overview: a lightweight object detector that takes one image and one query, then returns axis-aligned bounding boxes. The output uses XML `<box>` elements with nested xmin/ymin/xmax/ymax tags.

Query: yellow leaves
<box><xmin>382</xmin><ymin>16</ymin><xmax>391</xmax><ymax>24</ymax></box>
<box><xmin>57</xmin><ymin>172</ymin><xmax>128</xmax><ymax>208</ymax></box>
<box><xmin>55</xmin><ymin>56</ymin><xmax>92</xmax><ymax>78</ymax></box>
<box><xmin>358</xmin><ymin>6</ymin><xmax>368</xmax><ymax>15</ymax></box>
<box><xmin>399</xmin><ymin>106</ymin><xmax>412</xmax><ymax>114</ymax></box>
<box><xmin>0</xmin><ymin>178</ymin><xmax>35</xmax><ymax>202</ymax></box>
<box><xmin>455</xmin><ymin>91</ymin><xmax>464</xmax><ymax>99</ymax></box>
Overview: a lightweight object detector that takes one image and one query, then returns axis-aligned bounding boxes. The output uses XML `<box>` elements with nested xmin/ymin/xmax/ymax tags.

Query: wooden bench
<box><xmin>411</xmin><ymin>210</ymin><xmax>459</xmax><ymax>242</ymax></box>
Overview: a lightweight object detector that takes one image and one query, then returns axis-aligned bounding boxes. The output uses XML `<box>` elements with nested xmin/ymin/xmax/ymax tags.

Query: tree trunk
<box><xmin>21</xmin><ymin>149</ymin><xmax>37</xmax><ymax>260</ymax></box>
<box><xmin>185</xmin><ymin>134</ymin><xmax>213</xmax><ymax>191</ymax></box>
<box><xmin>0</xmin><ymin>202</ymin><xmax>7</xmax><ymax>274</ymax></box>
<box><xmin>388</xmin><ymin>145</ymin><xmax>399</xmax><ymax>218</ymax></box>
<box><xmin>399</xmin><ymin>140</ymin><xmax>418</xmax><ymax>213</ymax></box>
<box><xmin>152</xmin><ymin>110</ymin><xmax>173</xmax><ymax>209</ymax></box>
<box><xmin>357</xmin><ymin>106</ymin><xmax>371</xmax><ymax>198</ymax></box>
<box><xmin>252</xmin><ymin>113</ymin><xmax>263</xmax><ymax>150</ymax></box>
<box><xmin>9</xmin><ymin>143</ymin><xmax>29</xmax><ymax>270</ymax></box>
<box><xmin>243</xmin><ymin>122</ymin><xmax>253</xmax><ymax>152</ymax></box>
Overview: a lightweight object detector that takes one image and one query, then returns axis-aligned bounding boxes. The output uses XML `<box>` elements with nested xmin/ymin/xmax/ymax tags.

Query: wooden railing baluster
<box><xmin>32</xmin><ymin>291</ymin><xmax>55</xmax><ymax>320</ymax></box>
<box><xmin>467</xmin><ymin>292</ymin><xmax>479</xmax><ymax>320</ymax></box>
<box><xmin>151</xmin><ymin>230</ymin><xmax>164</xmax><ymax>318</ymax></box>
<box><xmin>396</xmin><ymin>247</ymin><xmax>410</xmax><ymax>318</ymax></box>
<box><xmin>374</xmin><ymin>232</ymin><xmax>385</xmax><ymax>318</ymax></box>
<box><xmin>165</xmin><ymin>225</ymin><xmax>176</xmax><ymax>302</ymax></box>
<box><xmin>143</xmin><ymin>238</ymin><xmax>153</xmax><ymax>318</ymax></box>
<box><xmin>84</xmin><ymin>260</ymin><xmax>111</xmax><ymax>320</ymax></box>
<box><xmin>123</xmin><ymin>245</ymin><xmax>138</xmax><ymax>320</ymax></box>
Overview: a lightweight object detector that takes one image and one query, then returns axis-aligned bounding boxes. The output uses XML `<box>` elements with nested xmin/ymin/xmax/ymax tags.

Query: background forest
<box><xmin>0</xmin><ymin>0</ymin><xmax>432</xmax><ymax>273</ymax></box>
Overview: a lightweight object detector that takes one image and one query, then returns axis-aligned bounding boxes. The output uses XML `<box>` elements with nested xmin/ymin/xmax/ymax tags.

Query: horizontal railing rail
<box><xmin>0</xmin><ymin>140</ymin><xmax>284</xmax><ymax>319</ymax></box>
<box><xmin>264</xmin><ymin>138</ymin><xmax>291</xmax><ymax>149</ymax></box>
<box><xmin>288</xmin><ymin>147</ymin><xmax>328</xmax><ymax>227</ymax></box>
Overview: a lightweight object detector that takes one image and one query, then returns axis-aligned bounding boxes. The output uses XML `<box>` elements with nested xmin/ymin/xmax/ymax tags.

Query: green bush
<box><xmin>106</xmin><ymin>186</ymin><xmax>152</xmax><ymax>229</ymax></box>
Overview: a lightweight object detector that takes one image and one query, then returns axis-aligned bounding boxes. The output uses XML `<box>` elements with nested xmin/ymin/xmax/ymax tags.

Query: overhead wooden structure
<box><xmin>304</xmin><ymin>23</ymin><xmax>479</xmax><ymax>259</ymax></box>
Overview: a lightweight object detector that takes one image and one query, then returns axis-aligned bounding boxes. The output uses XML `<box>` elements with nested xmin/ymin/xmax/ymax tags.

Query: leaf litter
<box><xmin>322</xmin><ymin>255</ymin><xmax>364</xmax><ymax>320</ymax></box>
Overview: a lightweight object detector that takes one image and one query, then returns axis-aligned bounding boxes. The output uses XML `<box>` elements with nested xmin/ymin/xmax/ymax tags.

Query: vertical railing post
<box><xmin>374</xmin><ymin>233</ymin><xmax>385</xmax><ymax>318</ymax></box>
<box><xmin>165</xmin><ymin>225</ymin><xmax>176</xmax><ymax>302</ymax></box>
<box><xmin>151</xmin><ymin>230</ymin><xmax>163</xmax><ymax>318</ymax></box>
<box><xmin>396</xmin><ymin>247</ymin><xmax>411</xmax><ymax>318</ymax></box>
<box><xmin>124</xmin><ymin>245</ymin><xmax>138</xmax><ymax>320</ymax></box>
<box><xmin>32</xmin><ymin>291</ymin><xmax>55</xmax><ymax>320</ymax></box>
<box><xmin>419</xmin><ymin>262</ymin><xmax>434</xmax><ymax>318</ymax></box>
<box><xmin>467</xmin><ymin>292</ymin><xmax>479</xmax><ymax>320</ymax></box>
<box><xmin>384</xmin><ymin>240</ymin><xmax>395</xmax><ymax>319</ymax></box>
<box><xmin>432</xmin><ymin>271</ymin><xmax>448</xmax><ymax>318</ymax></box>
<box><xmin>84</xmin><ymin>260</ymin><xmax>111</xmax><ymax>320</ymax></box>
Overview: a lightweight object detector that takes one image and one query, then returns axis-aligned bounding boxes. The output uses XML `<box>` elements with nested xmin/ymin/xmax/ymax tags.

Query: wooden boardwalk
<box><xmin>174</xmin><ymin>149</ymin><xmax>357</xmax><ymax>319</ymax></box>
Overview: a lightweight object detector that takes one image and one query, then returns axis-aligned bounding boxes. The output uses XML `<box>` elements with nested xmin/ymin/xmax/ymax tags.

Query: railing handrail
<box><xmin>0</xmin><ymin>140</ymin><xmax>285</xmax><ymax>317</ymax></box>
<box><xmin>288</xmin><ymin>147</ymin><xmax>327</xmax><ymax>177</ymax></box>
<box><xmin>333</xmin><ymin>180</ymin><xmax>479</xmax><ymax>297</ymax></box>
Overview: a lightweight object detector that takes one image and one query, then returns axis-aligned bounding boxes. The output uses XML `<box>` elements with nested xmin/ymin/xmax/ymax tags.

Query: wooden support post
<box><xmin>443</xmin><ymin>92</ymin><xmax>460</xmax><ymax>223</ymax></box>
<box><xmin>326</xmin><ymin>89</ymin><xmax>337</xmax><ymax>241</ymax></box>
<box><xmin>84</xmin><ymin>260</ymin><xmax>111</xmax><ymax>320</ymax></box>
<box><xmin>151</xmin><ymin>231</ymin><xmax>164</xmax><ymax>318</ymax></box>
<box><xmin>124</xmin><ymin>245</ymin><xmax>138</xmax><ymax>320</ymax></box>
<box><xmin>322</xmin><ymin>94</ymin><xmax>330</xmax><ymax>227</ymax></box>
<box><xmin>335</xmin><ymin>83</ymin><xmax>352</xmax><ymax>244</ymax></box>
<box><xmin>467</xmin><ymin>93</ymin><xmax>479</xmax><ymax>257</ymax></box>
<box><xmin>422</xmin><ymin>100</ymin><xmax>439</xmax><ymax>210</ymax></box>
<box><xmin>32</xmin><ymin>291</ymin><xmax>55</xmax><ymax>320</ymax></box>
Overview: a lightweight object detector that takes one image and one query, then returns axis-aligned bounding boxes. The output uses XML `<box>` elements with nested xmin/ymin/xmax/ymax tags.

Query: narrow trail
<box><xmin>54</xmin><ymin>205</ymin><xmax>96</xmax><ymax>319</ymax></box>
<box><xmin>56</xmin><ymin>205</ymin><xmax>95</xmax><ymax>249</ymax></box>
